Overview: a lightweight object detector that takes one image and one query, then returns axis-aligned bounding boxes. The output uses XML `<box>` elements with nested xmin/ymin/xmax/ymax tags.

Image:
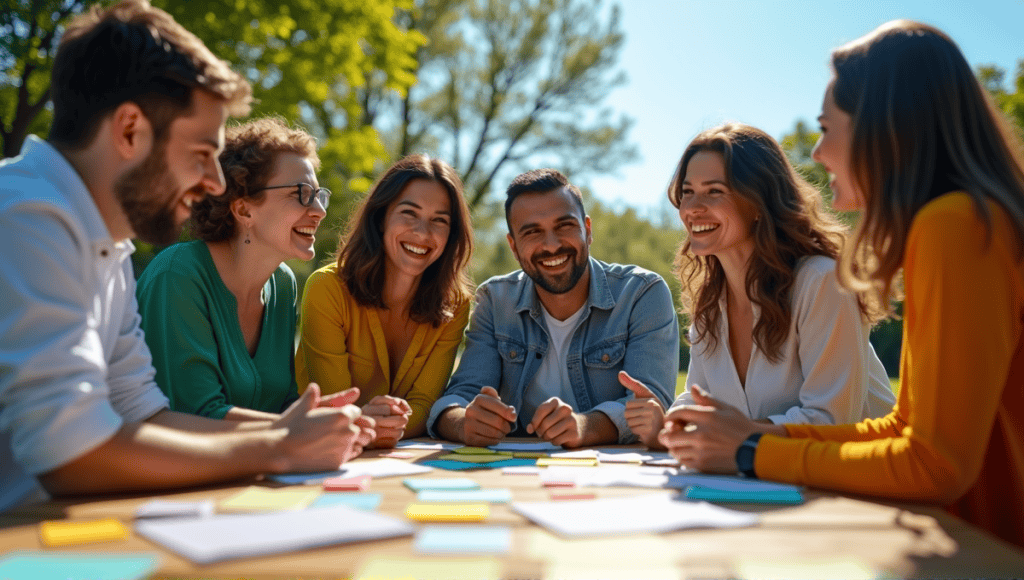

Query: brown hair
<box><xmin>49</xmin><ymin>0</ymin><xmax>251</xmax><ymax>150</ymax></box>
<box><xmin>337</xmin><ymin>155</ymin><xmax>474</xmax><ymax>326</ymax></box>
<box><xmin>188</xmin><ymin>117</ymin><xmax>319</xmax><ymax>242</ymax></box>
<box><xmin>504</xmin><ymin>169</ymin><xmax>586</xmax><ymax>232</ymax></box>
<box><xmin>831</xmin><ymin>20</ymin><xmax>1024</xmax><ymax>309</ymax></box>
<box><xmin>668</xmin><ymin>123</ymin><xmax>859</xmax><ymax>362</ymax></box>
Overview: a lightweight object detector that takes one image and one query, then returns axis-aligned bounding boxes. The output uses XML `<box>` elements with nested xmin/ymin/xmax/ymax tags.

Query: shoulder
<box><xmin>597</xmin><ymin>260</ymin><xmax>666</xmax><ymax>285</ymax></box>
<box><xmin>138</xmin><ymin>241</ymin><xmax>208</xmax><ymax>282</ymax></box>
<box><xmin>476</xmin><ymin>269</ymin><xmax>530</xmax><ymax>300</ymax></box>
<box><xmin>793</xmin><ymin>255</ymin><xmax>838</xmax><ymax>291</ymax></box>
<box><xmin>304</xmin><ymin>262</ymin><xmax>343</xmax><ymax>291</ymax></box>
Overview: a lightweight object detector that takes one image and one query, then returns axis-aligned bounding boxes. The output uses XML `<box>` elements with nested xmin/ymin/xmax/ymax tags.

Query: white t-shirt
<box><xmin>521</xmin><ymin>303</ymin><xmax>587</xmax><ymax>423</ymax></box>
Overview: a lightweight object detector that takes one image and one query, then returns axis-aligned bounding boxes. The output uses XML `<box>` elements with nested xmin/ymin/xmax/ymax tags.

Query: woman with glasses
<box><xmin>295</xmin><ymin>155</ymin><xmax>474</xmax><ymax>447</ymax></box>
<box><xmin>137</xmin><ymin>118</ymin><xmax>362</xmax><ymax>423</ymax></box>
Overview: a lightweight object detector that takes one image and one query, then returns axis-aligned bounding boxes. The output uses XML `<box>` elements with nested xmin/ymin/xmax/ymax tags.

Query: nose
<box><xmin>202</xmin><ymin>158</ymin><xmax>226</xmax><ymax>197</ymax></box>
<box><xmin>308</xmin><ymin>195</ymin><xmax>327</xmax><ymax>218</ymax></box>
<box><xmin>811</xmin><ymin>136</ymin><xmax>823</xmax><ymax>165</ymax></box>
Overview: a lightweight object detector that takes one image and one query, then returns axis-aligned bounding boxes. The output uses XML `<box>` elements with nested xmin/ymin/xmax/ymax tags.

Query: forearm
<box><xmin>579</xmin><ymin>411</ymin><xmax>619</xmax><ymax>447</ymax></box>
<box><xmin>222</xmin><ymin>407</ymin><xmax>281</xmax><ymax>422</ymax></box>
<box><xmin>435</xmin><ymin>406</ymin><xmax>466</xmax><ymax>443</ymax></box>
<box><xmin>146</xmin><ymin>409</ymin><xmax>273</xmax><ymax>432</ymax></box>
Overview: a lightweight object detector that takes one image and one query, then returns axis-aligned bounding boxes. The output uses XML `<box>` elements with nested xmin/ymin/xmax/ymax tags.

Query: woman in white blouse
<box><xmin>624</xmin><ymin>123</ymin><xmax>894</xmax><ymax>448</ymax></box>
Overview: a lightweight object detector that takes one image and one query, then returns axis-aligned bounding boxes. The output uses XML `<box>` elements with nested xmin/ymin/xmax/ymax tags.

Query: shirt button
<box><xmin>100</xmin><ymin>249</ymin><xmax>109</xmax><ymax>257</ymax></box>
<box><xmin>602</xmin><ymin>354</ymin><xmax>610</xmax><ymax>362</ymax></box>
<box><xmin>510</xmin><ymin>351</ymin><xmax>517</xmax><ymax>359</ymax></box>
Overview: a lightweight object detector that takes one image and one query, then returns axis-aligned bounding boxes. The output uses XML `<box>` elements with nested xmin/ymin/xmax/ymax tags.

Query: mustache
<box><xmin>532</xmin><ymin>248</ymin><xmax>575</xmax><ymax>262</ymax></box>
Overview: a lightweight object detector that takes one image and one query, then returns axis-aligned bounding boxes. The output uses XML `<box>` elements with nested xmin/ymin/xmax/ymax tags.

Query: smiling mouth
<box><xmin>538</xmin><ymin>254</ymin><xmax>570</xmax><ymax>268</ymax></box>
<box><xmin>690</xmin><ymin>224</ymin><xmax>719</xmax><ymax>234</ymax></box>
<box><xmin>401</xmin><ymin>242</ymin><xmax>429</xmax><ymax>256</ymax></box>
<box><xmin>294</xmin><ymin>227</ymin><xmax>316</xmax><ymax>238</ymax></box>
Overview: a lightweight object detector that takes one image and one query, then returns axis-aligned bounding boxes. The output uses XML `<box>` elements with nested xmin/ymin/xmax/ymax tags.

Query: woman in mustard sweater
<box><xmin>296</xmin><ymin>155</ymin><xmax>474</xmax><ymax>446</ymax></box>
<box><xmin>659</xmin><ymin>20</ymin><xmax>1024</xmax><ymax>548</ymax></box>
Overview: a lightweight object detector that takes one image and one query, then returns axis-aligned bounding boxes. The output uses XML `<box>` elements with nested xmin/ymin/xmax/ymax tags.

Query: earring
<box><xmin>244</xmin><ymin>225</ymin><xmax>251</xmax><ymax>244</ymax></box>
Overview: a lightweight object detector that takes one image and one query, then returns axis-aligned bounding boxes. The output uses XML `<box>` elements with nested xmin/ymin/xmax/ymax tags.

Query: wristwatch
<box><xmin>735</xmin><ymin>433</ymin><xmax>763</xmax><ymax>479</ymax></box>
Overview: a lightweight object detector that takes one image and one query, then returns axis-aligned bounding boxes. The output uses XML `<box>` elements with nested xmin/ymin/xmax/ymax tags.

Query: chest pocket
<box><xmin>497</xmin><ymin>339</ymin><xmax>528</xmax><ymax>364</ymax></box>
<box><xmin>583</xmin><ymin>341</ymin><xmax>625</xmax><ymax>369</ymax></box>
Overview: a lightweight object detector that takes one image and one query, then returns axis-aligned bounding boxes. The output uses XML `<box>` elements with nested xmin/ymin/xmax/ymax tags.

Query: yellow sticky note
<box><xmin>218</xmin><ymin>486</ymin><xmax>320</xmax><ymax>512</ymax></box>
<box><xmin>536</xmin><ymin>457</ymin><xmax>598</xmax><ymax>467</ymax></box>
<box><xmin>435</xmin><ymin>453</ymin><xmax>510</xmax><ymax>464</ymax></box>
<box><xmin>39</xmin><ymin>517</ymin><xmax>129</xmax><ymax>547</ymax></box>
<box><xmin>356</xmin><ymin>556</ymin><xmax>501</xmax><ymax>580</ymax></box>
<box><xmin>512</xmin><ymin>451</ymin><xmax>548</xmax><ymax>458</ymax></box>
<box><xmin>405</xmin><ymin>503</ymin><xmax>490</xmax><ymax>522</ymax></box>
<box><xmin>452</xmin><ymin>446</ymin><xmax>497</xmax><ymax>455</ymax></box>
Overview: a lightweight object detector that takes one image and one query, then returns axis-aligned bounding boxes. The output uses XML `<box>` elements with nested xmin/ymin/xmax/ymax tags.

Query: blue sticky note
<box><xmin>403</xmin><ymin>478</ymin><xmax>480</xmax><ymax>492</ymax></box>
<box><xmin>684</xmin><ymin>485</ymin><xmax>804</xmax><ymax>504</ymax></box>
<box><xmin>418</xmin><ymin>488</ymin><xmax>512</xmax><ymax>503</ymax></box>
<box><xmin>0</xmin><ymin>551</ymin><xmax>159</xmax><ymax>580</ymax></box>
<box><xmin>488</xmin><ymin>458</ymin><xmax>538</xmax><ymax>469</ymax></box>
<box><xmin>414</xmin><ymin>526</ymin><xmax>511</xmax><ymax>555</ymax></box>
<box><xmin>266</xmin><ymin>469</ymin><xmax>344</xmax><ymax>485</ymax></box>
<box><xmin>420</xmin><ymin>460</ymin><xmax>489</xmax><ymax>471</ymax></box>
<box><xmin>310</xmin><ymin>492</ymin><xmax>383</xmax><ymax>511</ymax></box>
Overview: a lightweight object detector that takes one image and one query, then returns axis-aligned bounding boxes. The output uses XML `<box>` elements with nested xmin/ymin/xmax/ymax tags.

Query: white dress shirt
<box><xmin>673</xmin><ymin>255</ymin><xmax>895</xmax><ymax>424</ymax></box>
<box><xmin>0</xmin><ymin>136</ymin><xmax>169</xmax><ymax>511</ymax></box>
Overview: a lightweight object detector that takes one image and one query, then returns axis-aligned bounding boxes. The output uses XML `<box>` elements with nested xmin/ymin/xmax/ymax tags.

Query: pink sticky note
<box><xmin>381</xmin><ymin>451</ymin><xmax>415</xmax><ymax>459</ymax></box>
<box><xmin>323</xmin><ymin>475</ymin><xmax>371</xmax><ymax>491</ymax></box>
<box><xmin>541</xmin><ymin>480</ymin><xmax>576</xmax><ymax>488</ymax></box>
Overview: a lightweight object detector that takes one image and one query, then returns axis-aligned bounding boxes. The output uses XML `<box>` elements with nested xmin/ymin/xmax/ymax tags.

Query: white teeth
<box><xmin>691</xmin><ymin>224</ymin><xmax>718</xmax><ymax>233</ymax></box>
<box><xmin>402</xmin><ymin>242</ymin><xmax>428</xmax><ymax>255</ymax></box>
<box><xmin>541</xmin><ymin>255</ymin><xmax>569</xmax><ymax>267</ymax></box>
<box><xmin>295</xmin><ymin>227</ymin><xmax>316</xmax><ymax>236</ymax></box>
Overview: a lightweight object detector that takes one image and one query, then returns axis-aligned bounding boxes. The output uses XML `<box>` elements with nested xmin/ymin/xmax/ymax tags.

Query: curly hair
<box><xmin>830</xmin><ymin>20</ymin><xmax>1024</xmax><ymax>311</ymax></box>
<box><xmin>336</xmin><ymin>154</ymin><xmax>474</xmax><ymax>327</ymax></box>
<box><xmin>188</xmin><ymin>117</ymin><xmax>319</xmax><ymax>242</ymax></box>
<box><xmin>668</xmin><ymin>123</ymin><xmax>865</xmax><ymax>362</ymax></box>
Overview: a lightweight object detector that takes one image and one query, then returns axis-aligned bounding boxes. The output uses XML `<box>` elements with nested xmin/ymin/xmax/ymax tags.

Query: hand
<box><xmin>620</xmin><ymin>370</ymin><xmax>666</xmax><ymax>449</ymax></box>
<box><xmin>657</xmin><ymin>384</ymin><xmax>758</xmax><ymax>473</ymax></box>
<box><xmin>362</xmin><ymin>395</ymin><xmax>412</xmax><ymax>448</ymax></box>
<box><xmin>271</xmin><ymin>383</ymin><xmax>364</xmax><ymax>472</ymax></box>
<box><xmin>318</xmin><ymin>386</ymin><xmax>360</xmax><ymax>408</ymax></box>
<box><xmin>460</xmin><ymin>386</ymin><xmax>517</xmax><ymax>446</ymax></box>
<box><xmin>345</xmin><ymin>415</ymin><xmax>376</xmax><ymax>461</ymax></box>
<box><xmin>527</xmin><ymin>397</ymin><xmax>585</xmax><ymax>448</ymax></box>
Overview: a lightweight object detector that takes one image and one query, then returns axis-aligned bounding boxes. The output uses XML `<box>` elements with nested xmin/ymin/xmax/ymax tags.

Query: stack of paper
<box><xmin>267</xmin><ymin>458</ymin><xmax>432</xmax><ymax>485</ymax></box>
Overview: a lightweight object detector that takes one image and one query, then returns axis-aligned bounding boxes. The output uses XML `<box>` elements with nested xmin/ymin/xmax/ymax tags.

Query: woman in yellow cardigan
<box><xmin>659</xmin><ymin>20</ymin><xmax>1024</xmax><ymax>548</ymax></box>
<box><xmin>296</xmin><ymin>155</ymin><xmax>474</xmax><ymax>447</ymax></box>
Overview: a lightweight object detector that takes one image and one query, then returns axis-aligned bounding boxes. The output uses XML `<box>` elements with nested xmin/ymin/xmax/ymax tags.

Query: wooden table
<box><xmin>2</xmin><ymin>442</ymin><xmax>1023</xmax><ymax>579</ymax></box>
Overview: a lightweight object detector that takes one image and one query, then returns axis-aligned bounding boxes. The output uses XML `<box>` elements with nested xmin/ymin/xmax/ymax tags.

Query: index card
<box><xmin>217</xmin><ymin>487</ymin><xmax>320</xmax><ymax>513</ymax></box>
<box><xmin>135</xmin><ymin>499</ymin><xmax>214</xmax><ymax>519</ymax></box>
<box><xmin>38</xmin><ymin>518</ymin><xmax>129</xmax><ymax>547</ymax></box>
<box><xmin>417</xmin><ymin>488</ymin><xmax>513</xmax><ymax>503</ymax></box>
<box><xmin>404</xmin><ymin>503</ymin><xmax>490</xmax><ymax>522</ymax></box>
<box><xmin>403</xmin><ymin>478</ymin><xmax>480</xmax><ymax>492</ymax></box>
<box><xmin>414</xmin><ymin>526</ymin><xmax>512</xmax><ymax>555</ymax></box>
<box><xmin>0</xmin><ymin>551</ymin><xmax>159</xmax><ymax>580</ymax></box>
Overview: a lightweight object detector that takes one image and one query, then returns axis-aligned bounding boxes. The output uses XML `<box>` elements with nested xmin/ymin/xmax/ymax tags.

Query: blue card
<box><xmin>310</xmin><ymin>492</ymin><xmax>383</xmax><ymax>511</ymax></box>
<box><xmin>414</xmin><ymin>525</ymin><xmax>511</xmax><ymax>555</ymax></box>
<box><xmin>417</xmin><ymin>488</ymin><xmax>512</xmax><ymax>503</ymax></box>
<box><xmin>0</xmin><ymin>551</ymin><xmax>159</xmax><ymax>580</ymax></box>
<box><xmin>419</xmin><ymin>460</ymin><xmax>488</xmax><ymax>471</ymax></box>
<box><xmin>403</xmin><ymin>478</ymin><xmax>480</xmax><ymax>491</ymax></box>
<box><xmin>684</xmin><ymin>485</ymin><xmax>804</xmax><ymax>504</ymax></box>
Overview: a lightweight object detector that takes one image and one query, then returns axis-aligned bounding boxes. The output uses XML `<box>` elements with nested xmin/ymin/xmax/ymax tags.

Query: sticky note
<box><xmin>542</xmin><ymin>480</ymin><xmax>576</xmax><ymax>488</ymax></box>
<box><xmin>38</xmin><ymin>518</ymin><xmax>130</xmax><ymax>547</ymax></box>
<box><xmin>135</xmin><ymin>499</ymin><xmax>214</xmax><ymax>519</ymax></box>
<box><xmin>310</xmin><ymin>493</ymin><xmax>383</xmax><ymax>511</ymax></box>
<box><xmin>502</xmin><ymin>465</ymin><xmax>542</xmax><ymax>475</ymax></box>
<box><xmin>512</xmin><ymin>451</ymin><xmax>549</xmax><ymax>458</ymax></box>
<box><xmin>218</xmin><ymin>486</ymin><xmax>320</xmax><ymax>512</ymax></box>
<box><xmin>537</xmin><ymin>457</ymin><xmax>598</xmax><ymax>467</ymax></box>
<box><xmin>404</xmin><ymin>503</ymin><xmax>490</xmax><ymax>522</ymax></box>
<box><xmin>550</xmin><ymin>491</ymin><xmax>596</xmax><ymax>500</ymax></box>
<box><xmin>356</xmin><ymin>556</ymin><xmax>501</xmax><ymax>580</ymax></box>
<box><xmin>0</xmin><ymin>551</ymin><xmax>159</xmax><ymax>580</ymax></box>
<box><xmin>323</xmin><ymin>475</ymin><xmax>371</xmax><ymax>491</ymax></box>
<box><xmin>417</xmin><ymin>488</ymin><xmax>512</xmax><ymax>503</ymax></box>
<box><xmin>452</xmin><ymin>446</ymin><xmax>498</xmax><ymax>455</ymax></box>
<box><xmin>403</xmin><ymin>478</ymin><xmax>480</xmax><ymax>492</ymax></box>
<box><xmin>420</xmin><ymin>460</ymin><xmax>489</xmax><ymax>471</ymax></box>
<box><xmin>415</xmin><ymin>525</ymin><xmax>512</xmax><ymax>555</ymax></box>
<box><xmin>683</xmin><ymin>485</ymin><xmax>804</xmax><ymax>504</ymax></box>
<box><xmin>435</xmin><ymin>453</ymin><xmax>511</xmax><ymax>464</ymax></box>
<box><xmin>380</xmin><ymin>451</ymin><xmax>415</xmax><ymax>459</ymax></box>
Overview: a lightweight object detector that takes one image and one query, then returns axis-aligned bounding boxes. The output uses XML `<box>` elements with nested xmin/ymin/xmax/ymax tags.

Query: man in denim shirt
<box><xmin>428</xmin><ymin>169</ymin><xmax>678</xmax><ymax>447</ymax></box>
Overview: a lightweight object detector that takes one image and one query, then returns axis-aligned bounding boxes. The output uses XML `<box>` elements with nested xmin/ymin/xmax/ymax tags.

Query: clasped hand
<box><xmin>273</xmin><ymin>383</ymin><xmax>375</xmax><ymax>472</ymax></box>
<box><xmin>656</xmin><ymin>384</ymin><xmax>760</xmax><ymax>473</ymax></box>
<box><xmin>459</xmin><ymin>387</ymin><xmax>587</xmax><ymax>447</ymax></box>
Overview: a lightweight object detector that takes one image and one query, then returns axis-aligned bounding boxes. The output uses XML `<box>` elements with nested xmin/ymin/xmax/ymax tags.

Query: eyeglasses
<box><xmin>253</xmin><ymin>183</ymin><xmax>331</xmax><ymax>209</ymax></box>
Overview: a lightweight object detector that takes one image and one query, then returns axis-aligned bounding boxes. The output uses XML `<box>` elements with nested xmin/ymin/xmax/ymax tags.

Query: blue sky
<box><xmin>586</xmin><ymin>0</ymin><xmax>1024</xmax><ymax>218</ymax></box>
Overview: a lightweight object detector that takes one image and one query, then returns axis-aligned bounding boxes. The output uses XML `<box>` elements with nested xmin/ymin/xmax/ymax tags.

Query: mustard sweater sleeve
<box><xmin>401</xmin><ymin>298</ymin><xmax>470</xmax><ymax>438</ymax></box>
<box><xmin>757</xmin><ymin>194</ymin><xmax>1021</xmax><ymax>504</ymax></box>
<box><xmin>295</xmin><ymin>266</ymin><xmax>353</xmax><ymax>396</ymax></box>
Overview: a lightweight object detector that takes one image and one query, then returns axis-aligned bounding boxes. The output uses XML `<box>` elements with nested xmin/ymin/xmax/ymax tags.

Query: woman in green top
<box><xmin>137</xmin><ymin>118</ymin><xmax>355</xmax><ymax>421</ymax></box>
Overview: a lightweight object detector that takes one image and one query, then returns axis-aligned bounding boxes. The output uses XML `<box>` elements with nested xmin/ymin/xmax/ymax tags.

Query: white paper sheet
<box><xmin>267</xmin><ymin>458</ymin><xmax>433</xmax><ymax>485</ymax></box>
<box><xmin>511</xmin><ymin>493</ymin><xmax>757</xmax><ymax>537</ymax></box>
<box><xmin>135</xmin><ymin>499</ymin><xmax>214</xmax><ymax>519</ymax></box>
<box><xmin>135</xmin><ymin>504</ymin><xmax>413</xmax><ymax>564</ymax></box>
<box><xmin>394</xmin><ymin>441</ymin><xmax>462</xmax><ymax>451</ymax></box>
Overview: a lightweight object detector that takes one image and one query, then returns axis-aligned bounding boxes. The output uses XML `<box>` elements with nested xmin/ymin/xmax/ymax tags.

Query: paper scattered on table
<box><xmin>218</xmin><ymin>486</ymin><xmax>320</xmax><ymax>513</ymax></box>
<box><xmin>267</xmin><ymin>458</ymin><xmax>433</xmax><ymax>485</ymax></box>
<box><xmin>537</xmin><ymin>457</ymin><xmax>598</xmax><ymax>467</ymax></box>
<box><xmin>135</xmin><ymin>499</ymin><xmax>214</xmax><ymax>519</ymax></box>
<box><xmin>394</xmin><ymin>440</ymin><xmax>462</xmax><ymax>451</ymax></box>
<box><xmin>489</xmin><ymin>441</ymin><xmax>563</xmax><ymax>452</ymax></box>
<box><xmin>405</xmin><ymin>503</ymin><xmax>490</xmax><ymax>522</ymax></box>
<box><xmin>511</xmin><ymin>493</ymin><xmax>757</xmax><ymax>537</ymax></box>
<box><xmin>403</xmin><ymin>478</ymin><xmax>480</xmax><ymax>492</ymax></box>
<box><xmin>38</xmin><ymin>518</ymin><xmax>129</xmax><ymax>547</ymax></box>
<box><xmin>310</xmin><ymin>493</ymin><xmax>383</xmax><ymax>511</ymax></box>
<box><xmin>415</xmin><ymin>526</ymin><xmax>512</xmax><ymax>555</ymax></box>
<box><xmin>539</xmin><ymin>466</ymin><xmax>677</xmax><ymax>489</ymax></box>
<box><xmin>323</xmin><ymin>475</ymin><xmax>371</xmax><ymax>491</ymax></box>
<box><xmin>423</xmin><ymin>458</ymin><xmax>536</xmax><ymax>471</ymax></box>
<box><xmin>135</xmin><ymin>504</ymin><xmax>413</xmax><ymax>564</ymax></box>
<box><xmin>417</xmin><ymin>488</ymin><xmax>512</xmax><ymax>503</ymax></box>
<box><xmin>355</xmin><ymin>556</ymin><xmax>501</xmax><ymax>580</ymax></box>
<box><xmin>502</xmin><ymin>465</ymin><xmax>542</xmax><ymax>475</ymax></box>
<box><xmin>0</xmin><ymin>551</ymin><xmax>159</xmax><ymax>580</ymax></box>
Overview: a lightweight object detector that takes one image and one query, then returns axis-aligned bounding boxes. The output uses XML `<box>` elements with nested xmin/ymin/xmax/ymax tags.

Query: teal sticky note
<box><xmin>0</xmin><ymin>551</ymin><xmax>159</xmax><ymax>580</ymax></box>
<box><xmin>420</xmin><ymin>460</ymin><xmax>487</xmax><ymax>471</ymax></box>
<box><xmin>488</xmin><ymin>458</ymin><xmax>537</xmax><ymax>469</ymax></box>
<box><xmin>403</xmin><ymin>478</ymin><xmax>480</xmax><ymax>492</ymax></box>
<box><xmin>414</xmin><ymin>525</ymin><xmax>511</xmax><ymax>555</ymax></box>
<box><xmin>310</xmin><ymin>492</ymin><xmax>383</xmax><ymax>511</ymax></box>
<box><xmin>684</xmin><ymin>485</ymin><xmax>804</xmax><ymax>504</ymax></box>
<box><xmin>418</xmin><ymin>488</ymin><xmax>512</xmax><ymax>503</ymax></box>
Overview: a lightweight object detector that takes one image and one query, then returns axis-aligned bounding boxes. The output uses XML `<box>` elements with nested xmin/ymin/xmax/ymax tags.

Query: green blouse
<box><xmin>136</xmin><ymin>240</ymin><xmax>298</xmax><ymax>418</ymax></box>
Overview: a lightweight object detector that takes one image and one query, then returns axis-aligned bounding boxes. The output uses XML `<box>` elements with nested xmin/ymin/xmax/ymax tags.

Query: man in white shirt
<box><xmin>0</xmin><ymin>0</ymin><xmax>371</xmax><ymax>512</ymax></box>
<box><xmin>428</xmin><ymin>169</ymin><xmax>678</xmax><ymax>447</ymax></box>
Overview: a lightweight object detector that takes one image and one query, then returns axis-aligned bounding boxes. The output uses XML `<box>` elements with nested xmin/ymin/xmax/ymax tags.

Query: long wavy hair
<box><xmin>668</xmin><ymin>123</ymin><xmax>858</xmax><ymax>362</ymax></box>
<box><xmin>336</xmin><ymin>154</ymin><xmax>474</xmax><ymax>327</ymax></box>
<box><xmin>831</xmin><ymin>20</ymin><xmax>1024</xmax><ymax>308</ymax></box>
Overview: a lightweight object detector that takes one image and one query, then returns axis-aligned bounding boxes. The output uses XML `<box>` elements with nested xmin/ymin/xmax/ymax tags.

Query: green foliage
<box><xmin>979</xmin><ymin>60</ymin><xmax>1024</xmax><ymax>140</ymax></box>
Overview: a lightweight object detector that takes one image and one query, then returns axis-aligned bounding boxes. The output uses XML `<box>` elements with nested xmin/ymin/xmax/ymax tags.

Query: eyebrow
<box><xmin>516</xmin><ymin>214</ymin><xmax>578</xmax><ymax>235</ymax></box>
<box><xmin>681</xmin><ymin>179</ymin><xmax>728</xmax><ymax>187</ymax></box>
<box><xmin>396</xmin><ymin>199</ymin><xmax>450</xmax><ymax>215</ymax></box>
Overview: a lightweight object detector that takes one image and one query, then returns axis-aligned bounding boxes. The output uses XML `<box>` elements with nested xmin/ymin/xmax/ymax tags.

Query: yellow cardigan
<box><xmin>757</xmin><ymin>193</ymin><xmax>1024</xmax><ymax>549</ymax></box>
<box><xmin>295</xmin><ymin>263</ymin><xmax>470</xmax><ymax>438</ymax></box>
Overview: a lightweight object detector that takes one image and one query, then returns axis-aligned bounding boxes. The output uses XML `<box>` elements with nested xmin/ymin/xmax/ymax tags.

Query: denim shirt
<box><xmin>427</xmin><ymin>257</ymin><xmax>679</xmax><ymax>443</ymax></box>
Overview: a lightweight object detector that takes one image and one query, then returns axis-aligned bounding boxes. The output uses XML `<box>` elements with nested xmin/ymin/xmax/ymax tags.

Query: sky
<box><xmin>586</xmin><ymin>0</ymin><xmax>1024</xmax><ymax>218</ymax></box>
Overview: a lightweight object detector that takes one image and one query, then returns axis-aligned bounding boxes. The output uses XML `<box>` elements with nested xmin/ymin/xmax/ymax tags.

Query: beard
<box><xmin>113</xmin><ymin>141</ymin><xmax>183</xmax><ymax>245</ymax></box>
<box><xmin>522</xmin><ymin>247</ymin><xmax>588</xmax><ymax>295</ymax></box>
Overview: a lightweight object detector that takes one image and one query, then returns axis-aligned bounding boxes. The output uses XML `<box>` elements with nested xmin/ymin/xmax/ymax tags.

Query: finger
<box><xmin>297</xmin><ymin>382</ymin><xmax>321</xmax><ymax>410</ymax></box>
<box><xmin>619</xmin><ymin>371</ymin><xmax>656</xmax><ymax>399</ymax></box>
<box><xmin>526</xmin><ymin>401</ymin><xmax>553</xmax><ymax>435</ymax></box>
<box><xmin>391</xmin><ymin>398</ymin><xmax>413</xmax><ymax>415</ymax></box>
<box><xmin>474</xmin><ymin>394</ymin><xmax>517</xmax><ymax>422</ymax></box>
<box><xmin>321</xmin><ymin>387</ymin><xmax>360</xmax><ymax>408</ymax></box>
<box><xmin>538</xmin><ymin>416</ymin><xmax>572</xmax><ymax>442</ymax></box>
<box><xmin>362</xmin><ymin>403</ymin><xmax>395</xmax><ymax>418</ymax></box>
<box><xmin>534</xmin><ymin>404</ymin><xmax>570</xmax><ymax>437</ymax></box>
<box><xmin>468</xmin><ymin>422</ymin><xmax>509</xmax><ymax>441</ymax></box>
<box><xmin>373</xmin><ymin>415</ymin><xmax>409</xmax><ymax>429</ymax></box>
<box><xmin>689</xmin><ymin>383</ymin><xmax>720</xmax><ymax>407</ymax></box>
<box><xmin>468</xmin><ymin>408</ymin><xmax>513</xmax><ymax>434</ymax></box>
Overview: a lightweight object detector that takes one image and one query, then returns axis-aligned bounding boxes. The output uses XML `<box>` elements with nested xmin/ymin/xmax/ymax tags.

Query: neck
<box><xmin>206</xmin><ymin>239</ymin><xmax>280</xmax><ymax>305</ymax></box>
<box><xmin>718</xmin><ymin>252</ymin><xmax>752</xmax><ymax>312</ymax></box>
<box><xmin>383</xmin><ymin>265</ymin><xmax>419</xmax><ymax>314</ymax></box>
<box><xmin>58</xmin><ymin>143</ymin><xmax>133</xmax><ymax>241</ymax></box>
<box><xmin>537</xmin><ymin>267</ymin><xmax>590</xmax><ymax>321</ymax></box>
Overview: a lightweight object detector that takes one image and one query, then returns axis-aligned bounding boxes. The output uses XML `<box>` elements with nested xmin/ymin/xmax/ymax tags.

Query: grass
<box><xmin>674</xmin><ymin>372</ymin><xmax>901</xmax><ymax>398</ymax></box>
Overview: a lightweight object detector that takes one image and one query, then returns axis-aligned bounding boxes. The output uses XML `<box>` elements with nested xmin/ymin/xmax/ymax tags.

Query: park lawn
<box><xmin>675</xmin><ymin>372</ymin><xmax>901</xmax><ymax>398</ymax></box>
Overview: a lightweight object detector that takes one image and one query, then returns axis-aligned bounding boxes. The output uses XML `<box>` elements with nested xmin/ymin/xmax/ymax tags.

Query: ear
<box><xmin>583</xmin><ymin>215</ymin><xmax>593</xmax><ymax>246</ymax></box>
<box><xmin>506</xmin><ymin>232</ymin><xmax>520</xmax><ymax>263</ymax></box>
<box><xmin>110</xmin><ymin>102</ymin><xmax>153</xmax><ymax>162</ymax></box>
<box><xmin>230</xmin><ymin>197</ymin><xmax>252</xmax><ymax>225</ymax></box>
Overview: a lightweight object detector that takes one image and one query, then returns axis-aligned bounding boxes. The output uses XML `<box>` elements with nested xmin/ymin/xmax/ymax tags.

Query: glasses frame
<box><xmin>252</xmin><ymin>183</ymin><xmax>331</xmax><ymax>209</ymax></box>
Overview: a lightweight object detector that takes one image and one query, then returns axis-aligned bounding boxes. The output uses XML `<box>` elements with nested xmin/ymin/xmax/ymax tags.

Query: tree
<box><xmin>1</xmin><ymin>0</ymin><xmax>88</xmax><ymax>159</ymax></box>
<box><xmin>373</xmin><ymin>0</ymin><xmax>637</xmax><ymax>209</ymax></box>
<box><xmin>979</xmin><ymin>59</ymin><xmax>1024</xmax><ymax>137</ymax></box>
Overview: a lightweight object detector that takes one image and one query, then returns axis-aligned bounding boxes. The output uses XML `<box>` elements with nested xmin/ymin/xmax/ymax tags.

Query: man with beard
<box><xmin>428</xmin><ymin>169</ymin><xmax>678</xmax><ymax>447</ymax></box>
<box><xmin>0</xmin><ymin>0</ymin><xmax>371</xmax><ymax>512</ymax></box>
